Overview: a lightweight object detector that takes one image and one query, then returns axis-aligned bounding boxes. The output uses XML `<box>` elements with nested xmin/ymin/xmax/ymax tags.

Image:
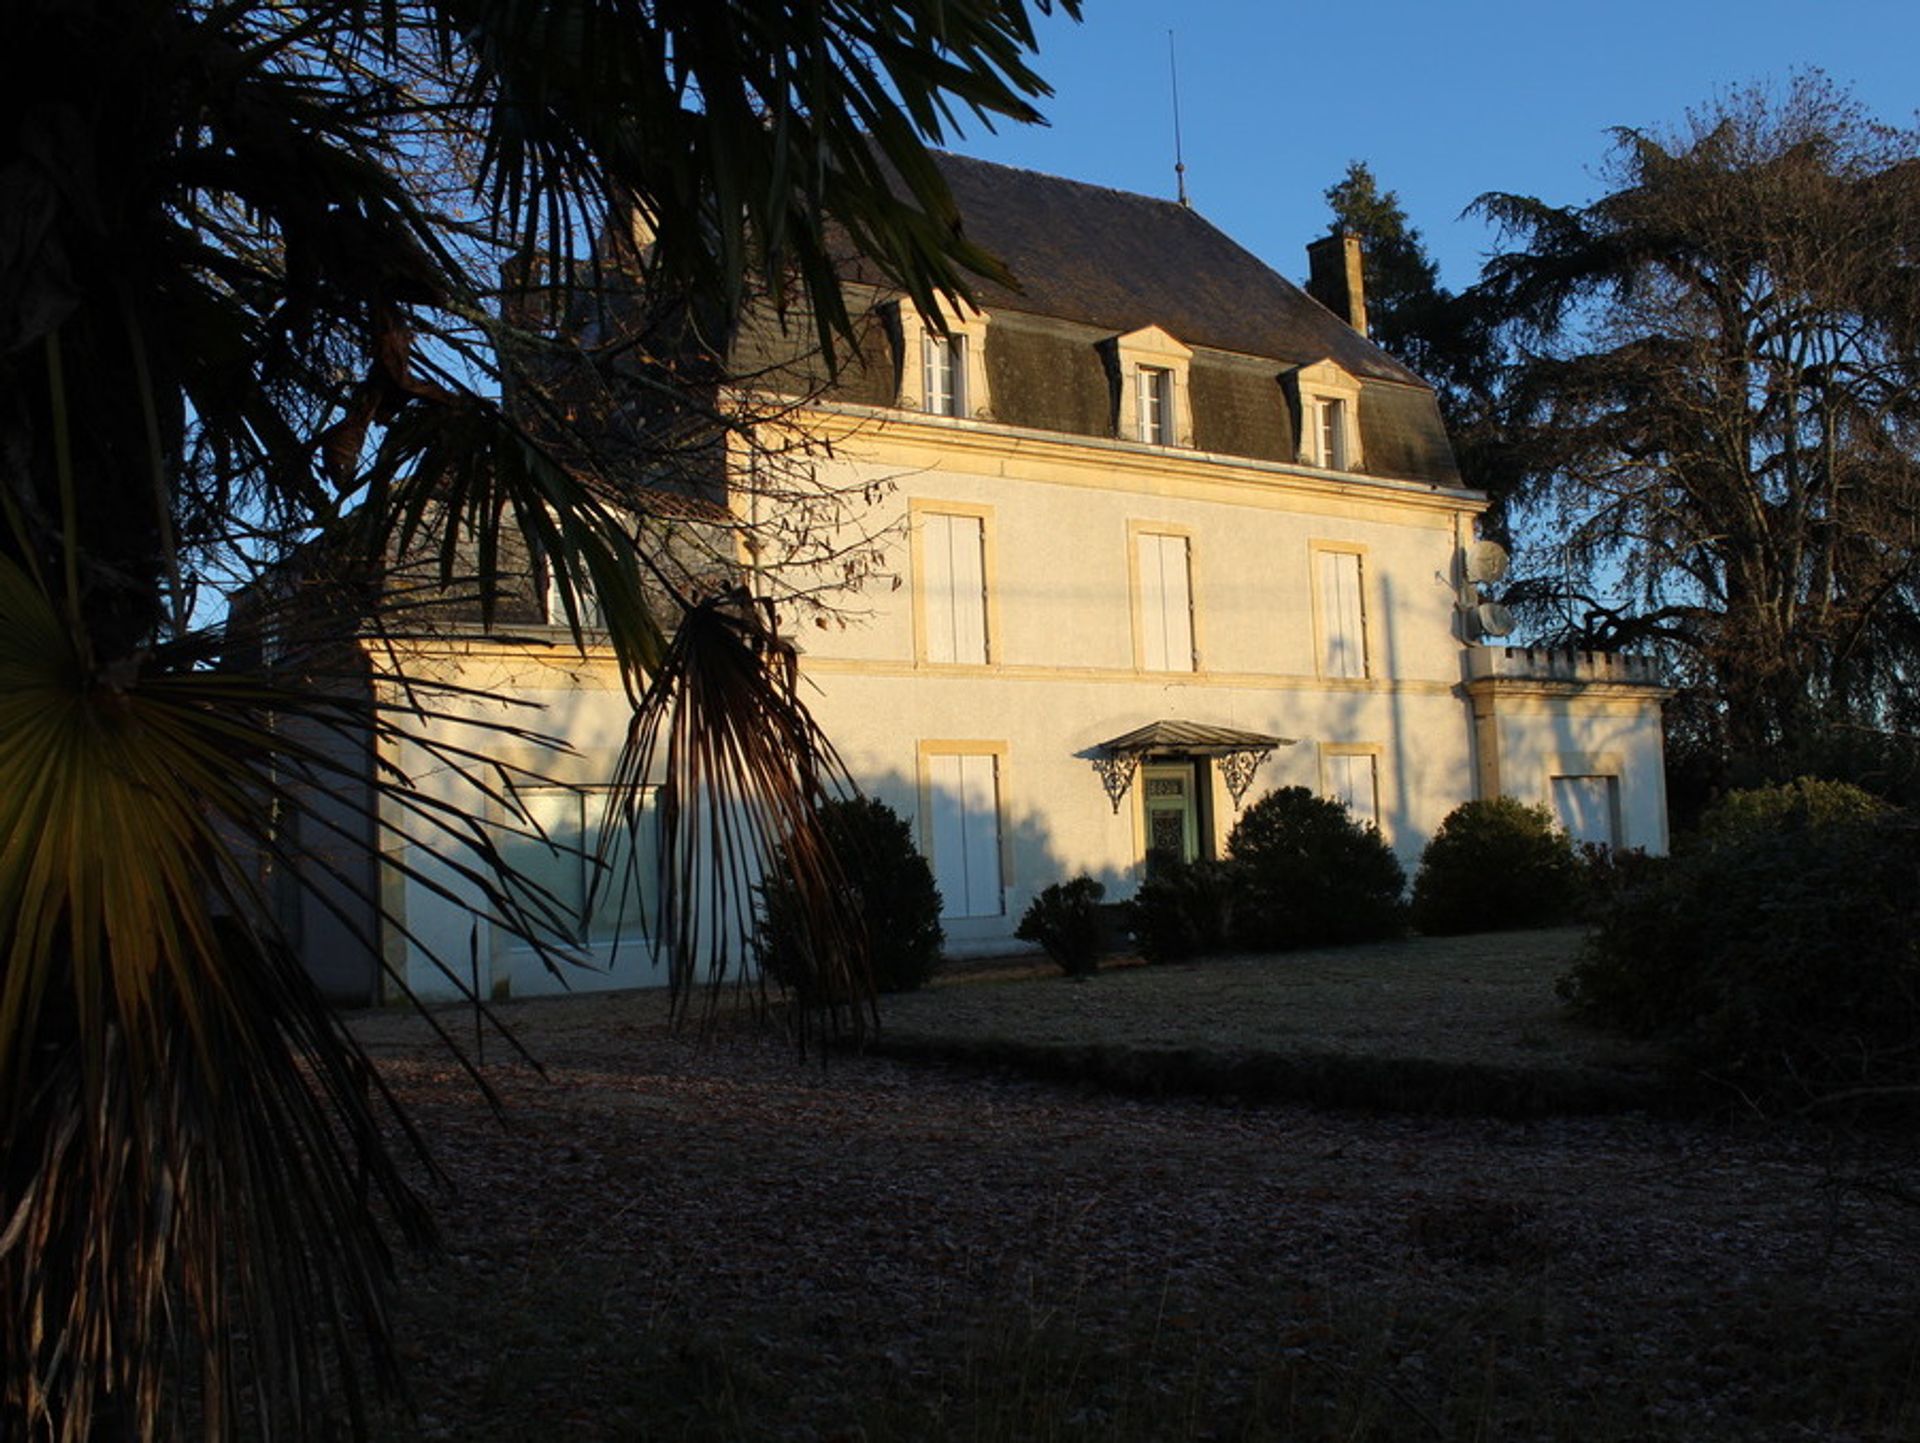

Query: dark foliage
<box><xmin>1564</xmin><ymin>785</ymin><xmax>1920</xmax><ymax>1118</ymax></box>
<box><xmin>1124</xmin><ymin>860</ymin><xmax>1240</xmax><ymax>964</ymax></box>
<box><xmin>1015</xmin><ymin>875</ymin><xmax>1107</xmax><ymax>976</ymax></box>
<box><xmin>1227</xmin><ymin>787</ymin><xmax>1406</xmax><ymax>951</ymax></box>
<box><xmin>759</xmin><ymin>797</ymin><xmax>944</xmax><ymax>999</ymax></box>
<box><xmin>1411</xmin><ymin>797</ymin><xmax>1580</xmax><ymax>936</ymax></box>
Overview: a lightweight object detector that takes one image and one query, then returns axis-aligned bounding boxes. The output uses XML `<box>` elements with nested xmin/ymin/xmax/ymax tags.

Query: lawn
<box><xmin>353</xmin><ymin>930</ymin><xmax>1920</xmax><ymax>1441</ymax></box>
<box><xmin>871</xmin><ymin>928</ymin><xmax>1663</xmax><ymax>1115</ymax></box>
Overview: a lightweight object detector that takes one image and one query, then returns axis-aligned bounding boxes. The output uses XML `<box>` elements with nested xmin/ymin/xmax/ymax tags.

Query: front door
<box><xmin>1142</xmin><ymin>762</ymin><xmax>1199</xmax><ymax>876</ymax></box>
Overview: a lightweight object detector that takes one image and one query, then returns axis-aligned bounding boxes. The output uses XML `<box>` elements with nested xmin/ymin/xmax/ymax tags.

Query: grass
<box><xmin>869</xmin><ymin>928</ymin><xmax>1666</xmax><ymax>1116</ymax></box>
<box><xmin>356</xmin><ymin>928</ymin><xmax>1920</xmax><ymax>1441</ymax></box>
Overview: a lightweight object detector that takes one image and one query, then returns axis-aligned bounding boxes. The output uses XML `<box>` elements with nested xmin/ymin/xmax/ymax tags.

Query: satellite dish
<box><xmin>1466</xmin><ymin>540</ymin><xmax>1510</xmax><ymax>584</ymax></box>
<box><xmin>1474</xmin><ymin>602</ymin><xmax>1517</xmax><ymax>638</ymax></box>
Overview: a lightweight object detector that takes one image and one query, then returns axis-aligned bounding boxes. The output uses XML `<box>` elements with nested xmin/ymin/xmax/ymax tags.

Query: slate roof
<box><xmin>863</xmin><ymin>153</ymin><xmax>1430</xmax><ymax>389</ymax></box>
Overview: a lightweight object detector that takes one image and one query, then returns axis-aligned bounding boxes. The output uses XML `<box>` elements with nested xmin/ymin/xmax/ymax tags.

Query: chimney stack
<box><xmin>1305</xmin><ymin>232</ymin><xmax>1369</xmax><ymax>338</ymax></box>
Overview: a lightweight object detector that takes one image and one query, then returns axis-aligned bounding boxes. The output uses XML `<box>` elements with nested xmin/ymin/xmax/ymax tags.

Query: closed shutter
<box><xmin>1320</xmin><ymin>551</ymin><xmax>1367</xmax><ymax>678</ymax></box>
<box><xmin>929</xmin><ymin>752</ymin><xmax>1003</xmax><ymax>917</ymax></box>
<box><xmin>1326</xmin><ymin>752</ymin><xmax>1379</xmax><ymax>829</ymax></box>
<box><xmin>1140</xmin><ymin>533</ymin><xmax>1193</xmax><ymax>672</ymax></box>
<box><xmin>1552</xmin><ymin>775</ymin><xmax>1618</xmax><ymax>849</ymax></box>
<box><xmin>922</xmin><ymin>513</ymin><xmax>987</xmax><ymax>664</ymax></box>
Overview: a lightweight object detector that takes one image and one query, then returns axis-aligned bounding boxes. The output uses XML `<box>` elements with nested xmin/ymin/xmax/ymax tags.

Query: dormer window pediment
<box><xmin>892</xmin><ymin>297</ymin><xmax>992</xmax><ymax>420</ymax></box>
<box><xmin>1287</xmin><ymin>358</ymin><xmax>1364</xmax><ymax>472</ymax></box>
<box><xmin>1107</xmin><ymin>325</ymin><xmax>1195</xmax><ymax>448</ymax></box>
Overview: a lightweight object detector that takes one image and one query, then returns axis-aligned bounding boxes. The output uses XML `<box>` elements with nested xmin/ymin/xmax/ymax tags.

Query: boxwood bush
<box><xmin>1226</xmin><ymin>786</ymin><xmax>1406</xmax><ymax>951</ymax></box>
<box><xmin>1123</xmin><ymin>858</ymin><xmax>1239</xmax><ymax>963</ymax></box>
<box><xmin>757</xmin><ymin>796</ymin><xmax>944</xmax><ymax>998</ymax></box>
<box><xmin>1411</xmin><ymin>796</ymin><xmax>1581</xmax><ymax>936</ymax></box>
<box><xmin>1015</xmin><ymin>875</ymin><xmax>1107</xmax><ymax>976</ymax></box>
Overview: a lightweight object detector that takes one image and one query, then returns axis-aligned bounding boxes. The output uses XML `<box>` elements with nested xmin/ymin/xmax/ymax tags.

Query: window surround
<box><xmin>1319</xmin><ymin>742</ymin><xmax>1386</xmax><ymax>834</ymax></box>
<box><xmin>1310</xmin><ymin>539</ymin><xmax>1373</xmax><ymax>681</ymax></box>
<box><xmin>916</xmin><ymin>740</ymin><xmax>1011</xmax><ymax>918</ymax></box>
<box><xmin>1290</xmin><ymin>358</ymin><xmax>1364</xmax><ymax>472</ymax></box>
<box><xmin>1127</xmin><ymin>520</ymin><xmax>1204</xmax><ymax>673</ymax></box>
<box><xmin>908</xmin><ymin>499</ymin><xmax>999</xmax><ymax>668</ymax></box>
<box><xmin>1545</xmin><ymin>751</ymin><xmax>1626</xmax><ymax>849</ymax></box>
<box><xmin>893</xmin><ymin>297</ymin><xmax>991</xmax><ymax>419</ymax></box>
<box><xmin>1108</xmin><ymin>325</ymin><xmax>1195</xmax><ymax>447</ymax></box>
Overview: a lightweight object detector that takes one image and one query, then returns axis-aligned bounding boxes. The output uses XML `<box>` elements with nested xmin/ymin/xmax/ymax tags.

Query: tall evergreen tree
<box><xmin>1474</xmin><ymin>75</ymin><xmax>1920</xmax><ymax>760</ymax></box>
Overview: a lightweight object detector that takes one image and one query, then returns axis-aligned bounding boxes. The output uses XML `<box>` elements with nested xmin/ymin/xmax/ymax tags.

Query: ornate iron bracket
<box><xmin>1218</xmin><ymin>746</ymin><xmax>1273</xmax><ymax>810</ymax></box>
<box><xmin>1092</xmin><ymin>752</ymin><xmax>1141</xmax><ymax>813</ymax></box>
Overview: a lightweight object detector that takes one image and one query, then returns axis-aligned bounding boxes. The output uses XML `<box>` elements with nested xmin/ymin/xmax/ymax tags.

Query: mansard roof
<box><xmin>849</xmin><ymin>151</ymin><xmax>1428</xmax><ymax>388</ymax></box>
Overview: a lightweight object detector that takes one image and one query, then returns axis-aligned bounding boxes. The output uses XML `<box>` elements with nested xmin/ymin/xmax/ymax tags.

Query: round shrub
<box><xmin>1226</xmin><ymin>786</ymin><xmax>1406</xmax><ymax>951</ymax></box>
<box><xmin>1564</xmin><ymin>803</ymin><xmax>1920</xmax><ymax>1117</ymax></box>
<box><xmin>1123</xmin><ymin>858</ymin><xmax>1238</xmax><ymax>964</ymax></box>
<box><xmin>1015</xmin><ymin>875</ymin><xmax>1107</xmax><ymax>976</ymax></box>
<box><xmin>758</xmin><ymin>796</ymin><xmax>943</xmax><ymax>997</ymax></box>
<box><xmin>1694</xmin><ymin>775</ymin><xmax>1887</xmax><ymax>848</ymax></box>
<box><xmin>1411</xmin><ymin>797</ymin><xmax>1580</xmax><ymax>936</ymax></box>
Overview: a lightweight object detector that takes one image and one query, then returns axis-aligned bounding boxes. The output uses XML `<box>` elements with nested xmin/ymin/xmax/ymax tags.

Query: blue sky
<box><xmin>942</xmin><ymin>0</ymin><xmax>1920</xmax><ymax>292</ymax></box>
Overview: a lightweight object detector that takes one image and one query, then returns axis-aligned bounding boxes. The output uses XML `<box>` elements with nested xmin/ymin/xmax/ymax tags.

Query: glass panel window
<box><xmin>1137</xmin><ymin>367</ymin><xmax>1172</xmax><ymax>444</ymax></box>
<box><xmin>1137</xmin><ymin>532</ymin><xmax>1194</xmax><ymax>672</ymax></box>
<box><xmin>1318</xmin><ymin>550</ymin><xmax>1367</xmax><ymax>678</ymax></box>
<box><xmin>920</xmin><ymin>512</ymin><xmax>989</xmax><ymax>664</ymax></box>
<box><xmin>922</xmin><ymin>334</ymin><xmax>965</xmax><ymax>416</ymax></box>
<box><xmin>928</xmin><ymin>753</ymin><xmax>1003</xmax><ymax>917</ymax></box>
<box><xmin>542</xmin><ymin>560</ymin><xmax>607</xmax><ymax>630</ymax></box>
<box><xmin>498</xmin><ymin>786</ymin><xmax>658</xmax><ymax>943</ymax></box>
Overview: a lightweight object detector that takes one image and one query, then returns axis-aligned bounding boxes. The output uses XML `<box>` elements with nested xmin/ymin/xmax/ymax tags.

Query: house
<box><xmin>289</xmin><ymin>154</ymin><xmax>1671</xmax><ymax>1003</ymax></box>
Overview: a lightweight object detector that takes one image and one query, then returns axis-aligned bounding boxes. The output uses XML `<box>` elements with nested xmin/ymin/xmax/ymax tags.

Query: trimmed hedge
<box><xmin>1016</xmin><ymin>876</ymin><xmax>1107</xmax><ymax>976</ymax></box>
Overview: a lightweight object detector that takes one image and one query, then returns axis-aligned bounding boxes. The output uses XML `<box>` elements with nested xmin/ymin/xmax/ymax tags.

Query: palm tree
<box><xmin>0</xmin><ymin>1</ymin><xmax>1077</xmax><ymax>1436</ymax></box>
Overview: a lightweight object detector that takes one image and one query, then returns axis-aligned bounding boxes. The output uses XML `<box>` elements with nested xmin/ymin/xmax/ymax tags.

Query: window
<box><xmin>1324</xmin><ymin>750</ymin><xmax>1380</xmax><ymax>830</ymax></box>
<box><xmin>1109</xmin><ymin>325</ymin><xmax>1192</xmax><ymax>445</ymax></box>
<box><xmin>927</xmin><ymin>752</ymin><xmax>1003</xmax><ymax>917</ymax></box>
<box><xmin>1290</xmin><ymin>359</ymin><xmax>1364</xmax><ymax>472</ymax></box>
<box><xmin>1136</xmin><ymin>366</ymin><xmax>1173</xmax><ymax>444</ymax></box>
<box><xmin>541</xmin><ymin>559</ymin><xmax>606</xmax><ymax>631</ymax></box>
<box><xmin>1136</xmin><ymin>531</ymin><xmax>1195</xmax><ymax>672</ymax></box>
<box><xmin>1552</xmin><ymin>774</ymin><xmax>1620</xmax><ymax>849</ymax></box>
<box><xmin>498</xmin><ymin>786</ymin><xmax>658</xmax><ymax>944</ymax></box>
<box><xmin>922</xmin><ymin>334</ymin><xmax>965</xmax><ymax>416</ymax></box>
<box><xmin>895</xmin><ymin>299</ymin><xmax>989</xmax><ymax>416</ymax></box>
<box><xmin>918</xmin><ymin>510</ymin><xmax>989</xmax><ymax>664</ymax></box>
<box><xmin>1308</xmin><ymin>396</ymin><xmax>1348</xmax><ymax>469</ymax></box>
<box><xmin>1317</xmin><ymin>548</ymin><xmax>1368</xmax><ymax>679</ymax></box>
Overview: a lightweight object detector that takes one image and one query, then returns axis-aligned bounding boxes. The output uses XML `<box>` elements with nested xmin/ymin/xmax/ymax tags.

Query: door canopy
<box><xmin>1092</xmin><ymin>720</ymin><xmax>1294</xmax><ymax>813</ymax></box>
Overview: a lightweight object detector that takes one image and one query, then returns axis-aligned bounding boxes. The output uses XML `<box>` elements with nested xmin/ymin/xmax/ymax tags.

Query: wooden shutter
<box><xmin>1140</xmin><ymin>533</ymin><xmax>1193</xmax><ymax>672</ymax></box>
<box><xmin>1320</xmin><ymin>551</ymin><xmax>1366</xmax><ymax>678</ymax></box>
<box><xmin>929</xmin><ymin>753</ymin><xmax>1003</xmax><ymax>917</ymax></box>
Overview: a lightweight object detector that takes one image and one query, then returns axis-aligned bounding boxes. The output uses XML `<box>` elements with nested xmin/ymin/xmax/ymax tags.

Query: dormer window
<box><xmin>1108</xmin><ymin>326</ymin><xmax>1194</xmax><ymax>447</ymax></box>
<box><xmin>1308</xmin><ymin>395</ymin><xmax>1348</xmax><ymax>469</ymax></box>
<box><xmin>1136</xmin><ymin>367</ymin><xmax>1173</xmax><ymax>444</ymax></box>
<box><xmin>923</xmin><ymin>334</ymin><xmax>965</xmax><ymax>416</ymax></box>
<box><xmin>894</xmin><ymin>299</ymin><xmax>990</xmax><ymax>418</ymax></box>
<box><xmin>1290</xmin><ymin>359</ymin><xmax>1364</xmax><ymax>473</ymax></box>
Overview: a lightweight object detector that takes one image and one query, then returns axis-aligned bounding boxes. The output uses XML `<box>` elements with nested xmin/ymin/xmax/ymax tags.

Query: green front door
<box><xmin>1142</xmin><ymin>762</ymin><xmax>1199</xmax><ymax>876</ymax></box>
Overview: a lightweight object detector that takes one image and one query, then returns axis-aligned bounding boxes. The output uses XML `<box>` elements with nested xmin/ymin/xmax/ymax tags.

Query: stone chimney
<box><xmin>1305</xmin><ymin>232</ymin><xmax>1369</xmax><ymax>338</ymax></box>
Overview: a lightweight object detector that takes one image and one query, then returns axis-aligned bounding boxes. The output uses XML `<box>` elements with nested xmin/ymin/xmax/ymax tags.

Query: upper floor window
<box><xmin>895</xmin><ymin>299</ymin><xmax>989</xmax><ymax>418</ymax></box>
<box><xmin>1108</xmin><ymin>325</ymin><xmax>1193</xmax><ymax>447</ymax></box>
<box><xmin>541</xmin><ymin>557</ymin><xmax>607</xmax><ymax>632</ymax></box>
<box><xmin>923</xmin><ymin>334</ymin><xmax>966</xmax><ymax>416</ymax></box>
<box><xmin>916</xmin><ymin>505</ymin><xmax>991</xmax><ymax>666</ymax></box>
<box><xmin>1136</xmin><ymin>367</ymin><xmax>1173</xmax><ymax>444</ymax></box>
<box><xmin>1290</xmin><ymin>359</ymin><xmax>1364</xmax><ymax>473</ymax></box>
<box><xmin>1136</xmin><ymin>529</ymin><xmax>1196</xmax><ymax>672</ymax></box>
<box><xmin>1316</xmin><ymin>545</ymin><xmax>1369</xmax><ymax>679</ymax></box>
<box><xmin>1307</xmin><ymin>396</ymin><xmax>1348</xmax><ymax>469</ymax></box>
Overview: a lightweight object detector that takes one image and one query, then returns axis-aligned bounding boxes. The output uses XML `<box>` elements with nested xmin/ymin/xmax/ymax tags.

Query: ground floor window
<box><xmin>1551</xmin><ymin>774</ymin><xmax>1620</xmax><ymax>850</ymax></box>
<box><xmin>1323</xmin><ymin>749</ymin><xmax>1381</xmax><ymax>831</ymax></box>
<box><xmin>497</xmin><ymin>785</ymin><xmax>659</xmax><ymax>943</ymax></box>
<box><xmin>927</xmin><ymin>751</ymin><xmax>1004</xmax><ymax>917</ymax></box>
